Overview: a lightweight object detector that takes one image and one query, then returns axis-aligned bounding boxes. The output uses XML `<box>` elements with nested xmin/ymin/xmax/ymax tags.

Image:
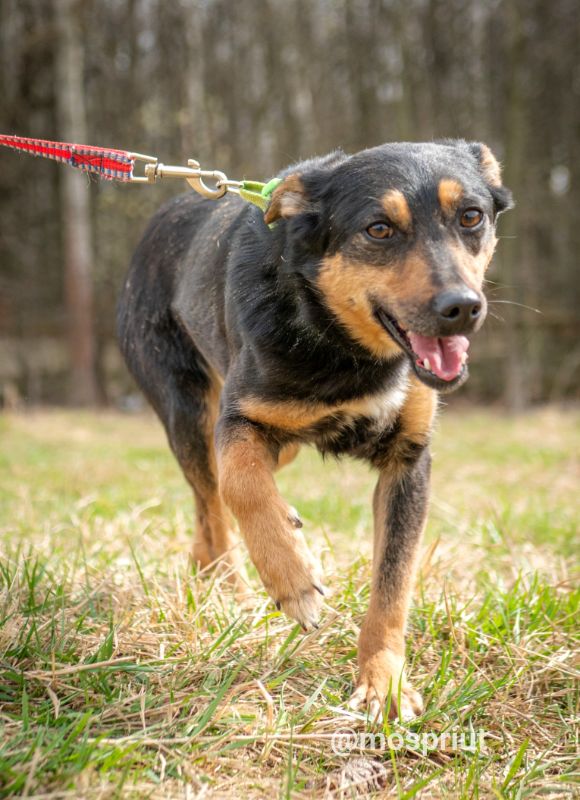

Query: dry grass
<box><xmin>0</xmin><ymin>407</ymin><xmax>578</xmax><ymax>799</ymax></box>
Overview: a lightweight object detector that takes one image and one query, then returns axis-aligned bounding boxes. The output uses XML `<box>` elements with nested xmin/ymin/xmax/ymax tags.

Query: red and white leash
<box><xmin>0</xmin><ymin>133</ymin><xmax>241</xmax><ymax>199</ymax></box>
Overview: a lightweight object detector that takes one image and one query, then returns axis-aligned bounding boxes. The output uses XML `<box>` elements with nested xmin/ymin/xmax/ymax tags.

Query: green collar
<box><xmin>239</xmin><ymin>177</ymin><xmax>282</xmax><ymax>212</ymax></box>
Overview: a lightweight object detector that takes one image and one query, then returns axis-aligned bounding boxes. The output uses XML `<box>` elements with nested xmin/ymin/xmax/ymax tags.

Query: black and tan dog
<box><xmin>118</xmin><ymin>140</ymin><xmax>512</xmax><ymax>720</ymax></box>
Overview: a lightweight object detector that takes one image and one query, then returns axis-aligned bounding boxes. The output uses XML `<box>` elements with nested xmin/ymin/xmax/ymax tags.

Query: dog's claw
<box><xmin>313</xmin><ymin>583</ymin><xmax>325</xmax><ymax>596</ymax></box>
<box><xmin>348</xmin><ymin>688</ymin><xmax>384</xmax><ymax>724</ymax></box>
<box><xmin>300</xmin><ymin>616</ymin><xmax>320</xmax><ymax>633</ymax></box>
<box><xmin>399</xmin><ymin>699</ymin><xmax>418</xmax><ymax>722</ymax></box>
<box><xmin>275</xmin><ymin>601</ymin><xmax>281</xmax><ymax>611</ymax></box>
<box><xmin>368</xmin><ymin>698</ymin><xmax>383</xmax><ymax>724</ymax></box>
<box><xmin>348</xmin><ymin>680</ymin><xmax>423</xmax><ymax>722</ymax></box>
<box><xmin>277</xmin><ymin>586</ymin><xmax>323</xmax><ymax>631</ymax></box>
<box><xmin>348</xmin><ymin>686</ymin><xmax>366</xmax><ymax>711</ymax></box>
<box><xmin>287</xmin><ymin>506</ymin><xmax>303</xmax><ymax>528</ymax></box>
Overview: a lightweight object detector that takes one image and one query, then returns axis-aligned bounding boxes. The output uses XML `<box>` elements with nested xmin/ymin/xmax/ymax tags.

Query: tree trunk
<box><xmin>55</xmin><ymin>0</ymin><xmax>98</xmax><ymax>406</ymax></box>
<box><xmin>500</xmin><ymin>0</ymin><xmax>528</xmax><ymax>411</ymax></box>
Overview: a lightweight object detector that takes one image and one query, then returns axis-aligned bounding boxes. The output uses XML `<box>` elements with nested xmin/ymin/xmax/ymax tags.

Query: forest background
<box><xmin>0</xmin><ymin>0</ymin><xmax>578</xmax><ymax>408</ymax></box>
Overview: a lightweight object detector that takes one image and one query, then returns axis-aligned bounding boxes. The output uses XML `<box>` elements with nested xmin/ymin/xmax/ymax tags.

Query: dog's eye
<box><xmin>460</xmin><ymin>208</ymin><xmax>484</xmax><ymax>228</ymax></box>
<box><xmin>366</xmin><ymin>222</ymin><xmax>394</xmax><ymax>240</ymax></box>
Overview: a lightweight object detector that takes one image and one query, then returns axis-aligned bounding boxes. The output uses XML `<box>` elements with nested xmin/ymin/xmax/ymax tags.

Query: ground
<box><xmin>0</xmin><ymin>407</ymin><xmax>578</xmax><ymax>799</ymax></box>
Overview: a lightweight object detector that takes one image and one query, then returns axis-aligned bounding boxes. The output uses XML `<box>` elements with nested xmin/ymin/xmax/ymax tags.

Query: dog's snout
<box><xmin>432</xmin><ymin>288</ymin><xmax>483</xmax><ymax>334</ymax></box>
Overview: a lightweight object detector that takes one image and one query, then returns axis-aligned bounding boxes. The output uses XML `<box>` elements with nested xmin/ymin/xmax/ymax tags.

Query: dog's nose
<box><xmin>432</xmin><ymin>288</ymin><xmax>483</xmax><ymax>334</ymax></box>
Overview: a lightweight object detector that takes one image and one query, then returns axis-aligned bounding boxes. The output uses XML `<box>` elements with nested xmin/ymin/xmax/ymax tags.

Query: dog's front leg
<box><xmin>216</xmin><ymin>418</ymin><xmax>324</xmax><ymax>629</ymax></box>
<box><xmin>350</xmin><ymin>446</ymin><xmax>431</xmax><ymax>721</ymax></box>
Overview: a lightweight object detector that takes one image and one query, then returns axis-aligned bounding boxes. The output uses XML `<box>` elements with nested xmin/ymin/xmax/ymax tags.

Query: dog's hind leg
<box><xmin>118</xmin><ymin>311</ymin><xmax>247</xmax><ymax>589</ymax></box>
<box><xmin>166</xmin><ymin>378</ymin><xmax>249</xmax><ymax>590</ymax></box>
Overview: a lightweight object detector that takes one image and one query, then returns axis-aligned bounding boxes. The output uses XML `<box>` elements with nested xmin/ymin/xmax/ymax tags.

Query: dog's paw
<box><xmin>348</xmin><ymin>680</ymin><xmax>423</xmax><ymax>723</ymax></box>
<box><xmin>254</xmin><ymin>518</ymin><xmax>325</xmax><ymax>630</ymax></box>
<box><xmin>348</xmin><ymin>653</ymin><xmax>423</xmax><ymax>722</ymax></box>
<box><xmin>275</xmin><ymin>576</ymin><xmax>325</xmax><ymax>631</ymax></box>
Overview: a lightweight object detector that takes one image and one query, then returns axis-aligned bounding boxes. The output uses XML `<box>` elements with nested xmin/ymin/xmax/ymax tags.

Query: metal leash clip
<box><xmin>129</xmin><ymin>153</ymin><xmax>242</xmax><ymax>200</ymax></box>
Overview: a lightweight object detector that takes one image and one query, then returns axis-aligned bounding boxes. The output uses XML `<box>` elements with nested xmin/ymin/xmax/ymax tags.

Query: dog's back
<box><xmin>117</xmin><ymin>191</ymin><xmax>248</xmax><ymax>413</ymax></box>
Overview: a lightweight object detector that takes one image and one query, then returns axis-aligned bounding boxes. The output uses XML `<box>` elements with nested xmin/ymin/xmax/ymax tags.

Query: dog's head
<box><xmin>265</xmin><ymin>141</ymin><xmax>513</xmax><ymax>392</ymax></box>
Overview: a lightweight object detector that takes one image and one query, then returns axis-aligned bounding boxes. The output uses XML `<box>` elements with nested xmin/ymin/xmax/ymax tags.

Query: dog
<box><xmin>117</xmin><ymin>140</ymin><xmax>513</xmax><ymax>720</ymax></box>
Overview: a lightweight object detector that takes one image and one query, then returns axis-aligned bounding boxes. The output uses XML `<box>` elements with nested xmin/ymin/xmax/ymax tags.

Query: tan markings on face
<box><xmin>317</xmin><ymin>254</ymin><xmax>401</xmax><ymax>358</ymax></box>
<box><xmin>450</xmin><ymin>232</ymin><xmax>498</xmax><ymax>289</ymax></box>
<box><xmin>381</xmin><ymin>189</ymin><xmax>412</xmax><ymax>232</ymax></box>
<box><xmin>438</xmin><ymin>179</ymin><xmax>464</xmax><ymax>216</ymax></box>
<box><xmin>479</xmin><ymin>144</ymin><xmax>502</xmax><ymax>186</ymax></box>
<box><xmin>381</xmin><ymin>251</ymin><xmax>437</xmax><ymax>307</ymax></box>
<box><xmin>317</xmin><ymin>253</ymin><xmax>437</xmax><ymax>358</ymax></box>
<box><xmin>240</xmin><ymin>382</ymin><xmax>409</xmax><ymax>433</ymax></box>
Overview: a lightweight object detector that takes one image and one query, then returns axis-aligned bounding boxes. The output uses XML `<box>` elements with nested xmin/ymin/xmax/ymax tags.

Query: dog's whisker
<box><xmin>488</xmin><ymin>300</ymin><xmax>542</xmax><ymax>314</ymax></box>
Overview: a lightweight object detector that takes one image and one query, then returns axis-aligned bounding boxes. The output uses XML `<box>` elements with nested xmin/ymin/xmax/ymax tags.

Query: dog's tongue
<box><xmin>408</xmin><ymin>333</ymin><xmax>469</xmax><ymax>381</ymax></box>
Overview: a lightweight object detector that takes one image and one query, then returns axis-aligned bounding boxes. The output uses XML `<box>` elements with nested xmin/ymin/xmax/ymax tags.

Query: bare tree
<box><xmin>55</xmin><ymin>0</ymin><xmax>98</xmax><ymax>405</ymax></box>
<box><xmin>0</xmin><ymin>0</ymin><xmax>578</xmax><ymax>405</ymax></box>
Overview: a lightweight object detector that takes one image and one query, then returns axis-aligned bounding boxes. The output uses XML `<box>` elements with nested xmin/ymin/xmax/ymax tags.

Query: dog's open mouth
<box><xmin>375</xmin><ymin>309</ymin><xmax>470</xmax><ymax>392</ymax></box>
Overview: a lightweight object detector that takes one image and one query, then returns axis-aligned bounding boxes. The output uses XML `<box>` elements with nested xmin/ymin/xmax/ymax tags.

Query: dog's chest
<box><xmin>323</xmin><ymin>382</ymin><xmax>408</xmax><ymax>430</ymax></box>
<box><xmin>240</xmin><ymin>375</ymin><xmax>409</xmax><ymax>447</ymax></box>
<box><xmin>307</xmin><ymin>380</ymin><xmax>409</xmax><ymax>452</ymax></box>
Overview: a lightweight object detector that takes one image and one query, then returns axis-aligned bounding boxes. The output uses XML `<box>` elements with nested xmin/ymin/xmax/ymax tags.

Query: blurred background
<box><xmin>0</xmin><ymin>0</ymin><xmax>578</xmax><ymax>409</ymax></box>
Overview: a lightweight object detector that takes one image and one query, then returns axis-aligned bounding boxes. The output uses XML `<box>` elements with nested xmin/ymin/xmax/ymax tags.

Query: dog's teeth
<box><xmin>461</xmin><ymin>352</ymin><xmax>468</xmax><ymax>365</ymax></box>
<box><xmin>423</xmin><ymin>358</ymin><xmax>431</xmax><ymax>372</ymax></box>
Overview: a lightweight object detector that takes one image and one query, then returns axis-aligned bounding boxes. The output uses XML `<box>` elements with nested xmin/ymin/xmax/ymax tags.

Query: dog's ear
<box><xmin>469</xmin><ymin>142</ymin><xmax>502</xmax><ymax>186</ymax></box>
<box><xmin>264</xmin><ymin>174</ymin><xmax>314</xmax><ymax>225</ymax></box>
<box><xmin>264</xmin><ymin>150</ymin><xmax>348</xmax><ymax>226</ymax></box>
<box><xmin>469</xmin><ymin>142</ymin><xmax>514</xmax><ymax>215</ymax></box>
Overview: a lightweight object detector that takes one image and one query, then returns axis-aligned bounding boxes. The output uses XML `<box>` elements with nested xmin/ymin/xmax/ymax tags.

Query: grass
<box><xmin>0</xmin><ymin>406</ymin><xmax>578</xmax><ymax>799</ymax></box>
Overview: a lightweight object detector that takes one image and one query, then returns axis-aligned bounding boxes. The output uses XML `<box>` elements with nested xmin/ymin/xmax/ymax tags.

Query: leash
<box><xmin>0</xmin><ymin>134</ymin><xmax>281</xmax><ymax>211</ymax></box>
